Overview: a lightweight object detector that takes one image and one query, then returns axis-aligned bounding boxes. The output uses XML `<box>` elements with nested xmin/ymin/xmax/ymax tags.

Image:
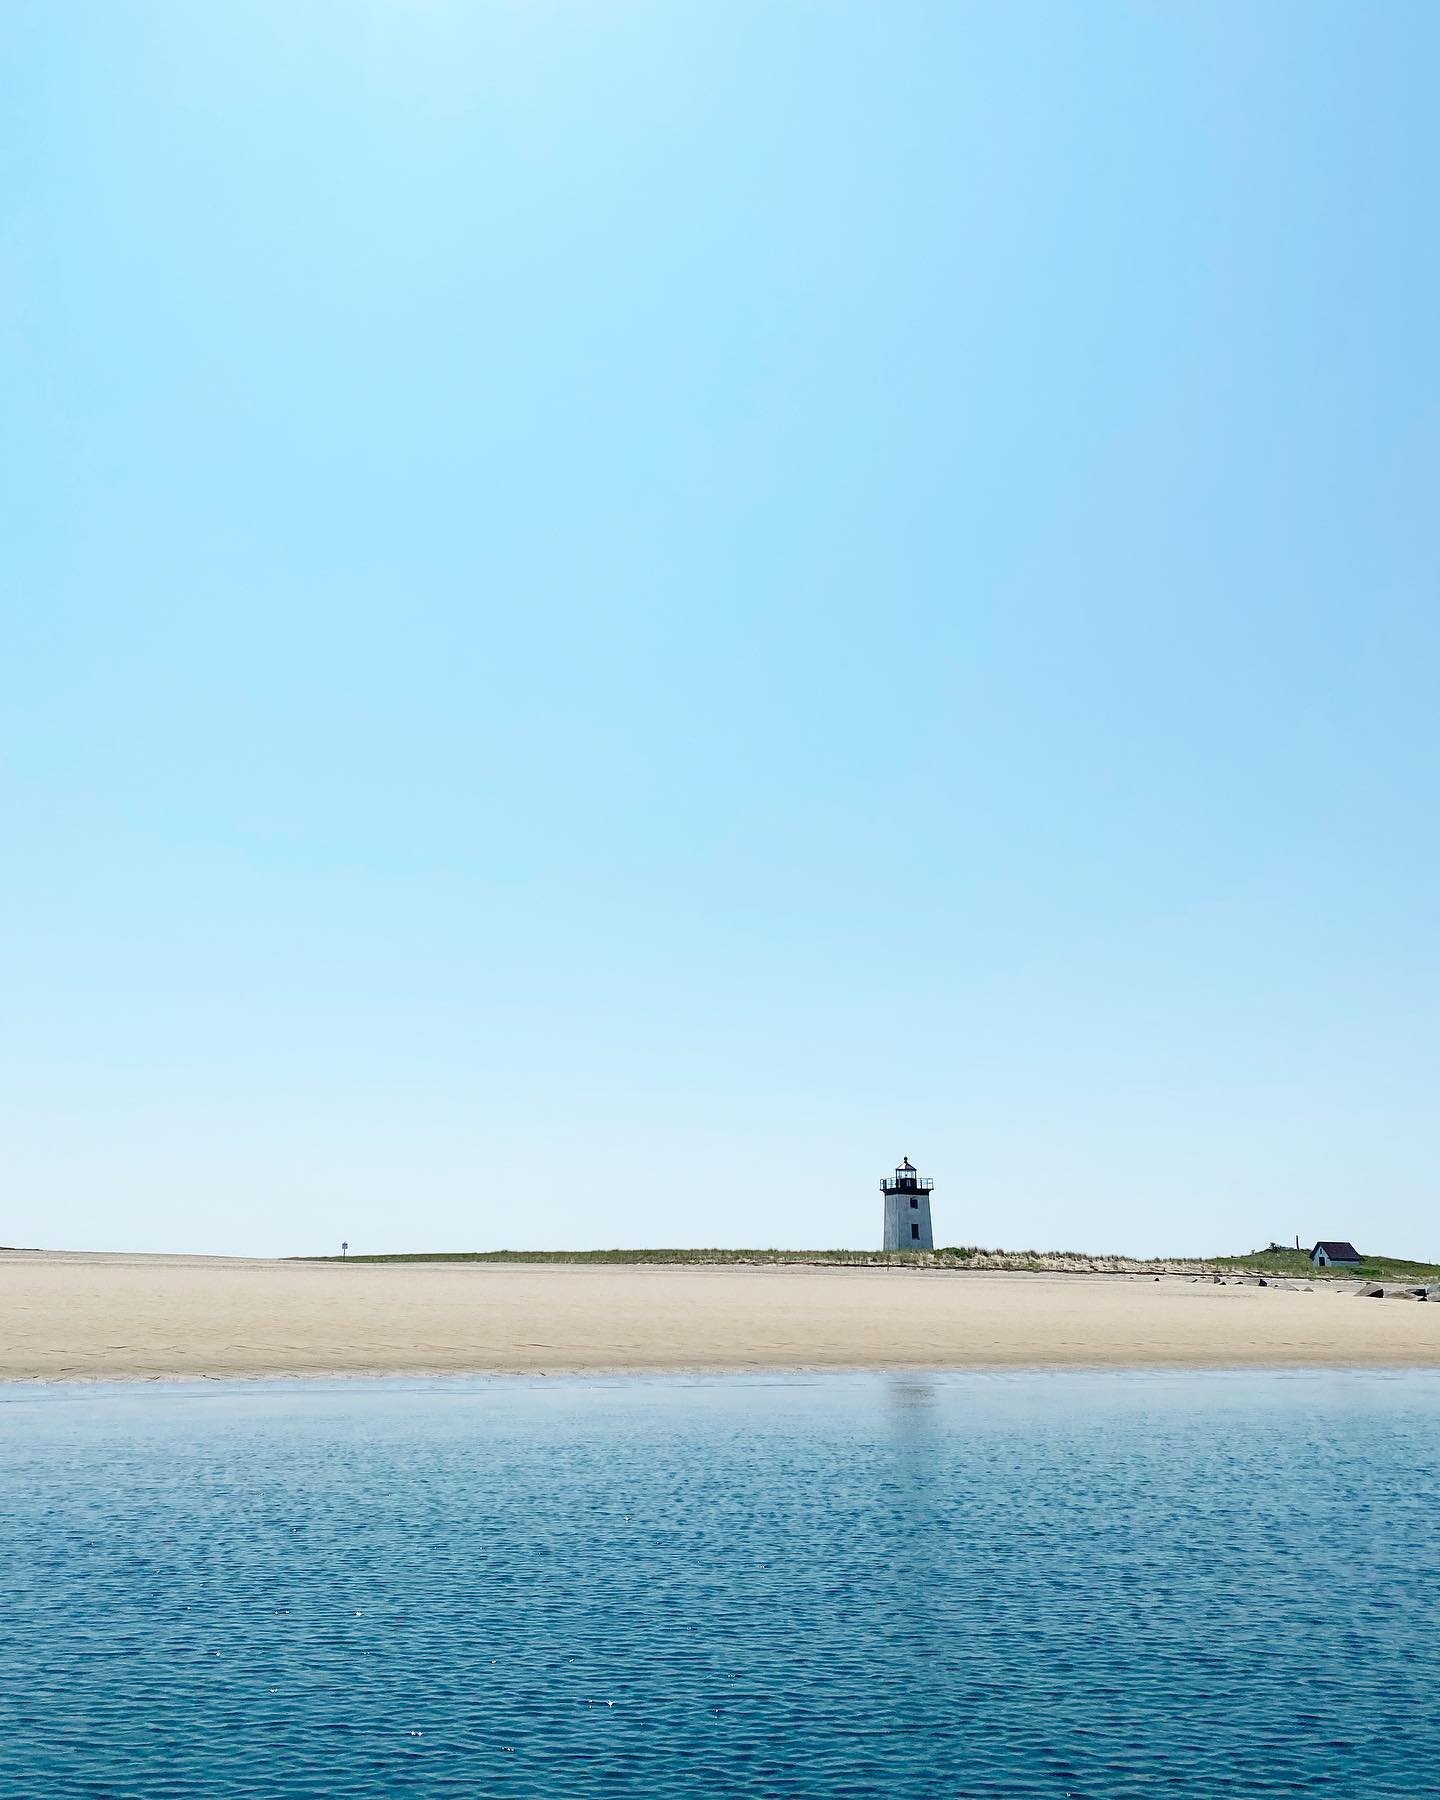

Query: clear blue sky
<box><xmin>4</xmin><ymin>2</ymin><xmax>1436</xmax><ymax>1258</ymax></box>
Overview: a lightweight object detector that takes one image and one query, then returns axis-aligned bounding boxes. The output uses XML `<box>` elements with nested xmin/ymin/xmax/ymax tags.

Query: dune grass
<box><xmin>1209</xmin><ymin>1248</ymin><xmax>1440</xmax><ymax>1283</ymax></box>
<box><xmin>298</xmin><ymin>1244</ymin><xmax>1438</xmax><ymax>1279</ymax></box>
<box><xmin>300</xmin><ymin>1246</ymin><xmax>1195</xmax><ymax>1271</ymax></box>
<box><xmin>305</xmin><ymin>1248</ymin><xmax>943</xmax><ymax>1266</ymax></box>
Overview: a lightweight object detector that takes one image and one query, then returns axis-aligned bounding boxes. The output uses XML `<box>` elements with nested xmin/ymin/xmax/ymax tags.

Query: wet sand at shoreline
<box><xmin>4</xmin><ymin>1250</ymin><xmax>1439</xmax><ymax>1382</ymax></box>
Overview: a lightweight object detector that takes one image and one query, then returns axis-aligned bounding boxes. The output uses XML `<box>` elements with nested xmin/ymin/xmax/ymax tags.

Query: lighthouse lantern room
<box><xmin>881</xmin><ymin>1156</ymin><xmax>935</xmax><ymax>1251</ymax></box>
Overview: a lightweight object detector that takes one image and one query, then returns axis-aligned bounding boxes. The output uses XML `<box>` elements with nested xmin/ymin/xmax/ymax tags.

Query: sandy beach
<box><xmin>3</xmin><ymin>1249</ymin><xmax>1438</xmax><ymax>1381</ymax></box>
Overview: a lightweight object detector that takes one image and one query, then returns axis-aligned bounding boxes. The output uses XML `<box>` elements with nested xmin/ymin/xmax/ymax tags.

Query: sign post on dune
<box><xmin>881</xmin><ymin>1156</ymin><xmax>935</xmax><ymax>1251</ymax></box>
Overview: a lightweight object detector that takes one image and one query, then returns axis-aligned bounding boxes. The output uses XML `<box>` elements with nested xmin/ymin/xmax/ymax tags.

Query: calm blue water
<box><xmin>2</xmin><ymin>1371</ymin><xmax>1438</xmax><ymax>1798</ymax></box>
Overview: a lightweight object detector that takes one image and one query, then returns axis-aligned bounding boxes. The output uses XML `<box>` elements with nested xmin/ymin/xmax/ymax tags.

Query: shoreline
<box><xmin>5</xmin><ymin>1250</ymin><xmax>1439</xmax><ymax>1383</ymax></box>
<box><xmin>7</xmin><ymin>1357</ymin><xmax>1440</xmax><ymax>1389</ymax></box>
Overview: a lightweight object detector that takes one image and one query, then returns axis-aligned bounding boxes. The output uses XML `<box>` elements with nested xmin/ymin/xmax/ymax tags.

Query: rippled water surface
<box><xmin>2</xmin><ymin>1371</ymin><xmax>1438</xmax><ymax>1797</ymax></box>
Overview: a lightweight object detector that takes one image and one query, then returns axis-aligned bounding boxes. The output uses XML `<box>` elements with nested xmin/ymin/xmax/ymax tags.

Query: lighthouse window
<box><xmin>909</xmin><ymin>1196</ymin><xmax>918</xmax><ymax>1208</ymax></box>
<box><xmin>910</xmin><ymin>1223</ymin><xmax>920</xmax><ymax>1241</ymax></box>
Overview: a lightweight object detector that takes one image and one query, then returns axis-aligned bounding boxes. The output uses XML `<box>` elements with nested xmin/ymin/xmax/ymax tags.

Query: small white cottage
<box><xmin>1310</xmin><ymin>1241</ymin><xmax>1362</xmax><ymax>1268</ymax></box>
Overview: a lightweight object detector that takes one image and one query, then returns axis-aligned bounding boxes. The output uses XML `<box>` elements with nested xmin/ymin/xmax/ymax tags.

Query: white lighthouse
<box><xmin>882</xmin><ymin>1156</ymin><xmax>935</xmax><ymax>1251</ymax></box>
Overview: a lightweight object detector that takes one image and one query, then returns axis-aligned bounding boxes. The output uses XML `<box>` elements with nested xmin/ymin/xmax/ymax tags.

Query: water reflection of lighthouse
<box><xmin>881</xmin><ymin>1155</ymin><xmax>935</xmax><ymax>1251</ymax></box>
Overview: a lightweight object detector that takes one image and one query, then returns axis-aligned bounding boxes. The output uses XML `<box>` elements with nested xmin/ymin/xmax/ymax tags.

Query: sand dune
<box><xmin>3</xmin><ymin>1250</ymin><xmax>1439</xmax><ymax>1381</ymax></box>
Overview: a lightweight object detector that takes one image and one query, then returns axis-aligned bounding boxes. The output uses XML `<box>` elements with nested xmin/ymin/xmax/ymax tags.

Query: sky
<box><xmin>3</xmin><ymin>1</ymin><xmax>1437</xmax><ymax>1259</ymax></box>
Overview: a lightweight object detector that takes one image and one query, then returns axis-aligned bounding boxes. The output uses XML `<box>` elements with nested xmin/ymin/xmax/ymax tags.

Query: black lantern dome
<box><xmin>880</xmin><ymin>1156</ymin><xmax>934</xmax><ymax>1196</ymax></box>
